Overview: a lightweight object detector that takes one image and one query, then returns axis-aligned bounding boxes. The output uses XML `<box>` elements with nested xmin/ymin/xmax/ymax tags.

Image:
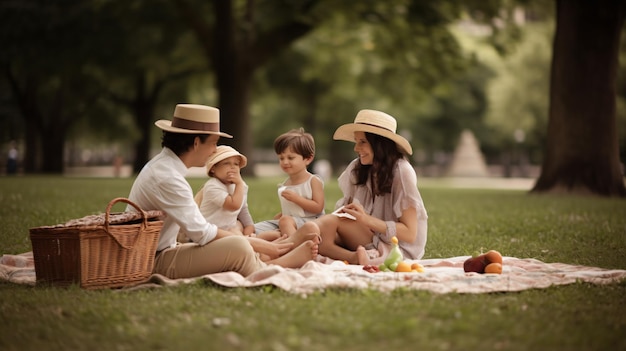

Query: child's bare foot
<box><xmin>287</xmin><ymin>222</ymin><xmax>321</xmax><ymax>247</ymax></box>
<box><xmin>356</xmin><ymin>246</ymin><xmax>369</xmax><ymax>266</ymax></box>
<box><xmin>268</xmin><ymin>240</ymin><xmax>318</xmax><ymax>268</ymax></box>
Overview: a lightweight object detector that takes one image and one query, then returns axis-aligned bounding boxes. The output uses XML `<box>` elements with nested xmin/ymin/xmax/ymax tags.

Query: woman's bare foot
<box><xmin>267</xmin><ymin>240</ymin><xmax>318</xmax><ymax>268</ymax></box>
<box><xmin>356</xmin><ymin>246</ymin><xmax>369</xmax><ymax>266</ymax></box>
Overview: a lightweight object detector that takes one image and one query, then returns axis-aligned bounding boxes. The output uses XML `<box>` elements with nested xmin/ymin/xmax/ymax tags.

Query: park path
<box><xmin>64</xmin><ymin>165</ymin><xmax>535</xmax><ymax>190</ymax></box>
<box><xmin>419</xmin><ymin>177</ymin><xmax>535</xmax><ymax>190</ymax></box>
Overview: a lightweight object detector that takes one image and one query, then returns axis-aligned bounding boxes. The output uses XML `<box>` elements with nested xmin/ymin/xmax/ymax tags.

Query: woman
<box><xmin>295</xmin><ymin>109</ymin><xmax>428</xmax><ymax>265</ymax></box>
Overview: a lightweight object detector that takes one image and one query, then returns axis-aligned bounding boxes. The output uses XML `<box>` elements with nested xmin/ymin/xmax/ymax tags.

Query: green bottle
<box><xmin>379</xmin><ymin>236</ymin><xmax>403</xmax><ymax>272</ymax></box>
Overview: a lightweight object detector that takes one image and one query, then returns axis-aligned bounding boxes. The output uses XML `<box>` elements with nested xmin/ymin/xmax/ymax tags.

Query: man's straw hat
<box><xmin>333</xmin><ymin>109</ymin><xmax>412</xmax><ymax>155</ymax></box>
<box><xmin>155</xmin><ymin>104</ymin><xmax>232</xmax><ymax>138</ymax></box>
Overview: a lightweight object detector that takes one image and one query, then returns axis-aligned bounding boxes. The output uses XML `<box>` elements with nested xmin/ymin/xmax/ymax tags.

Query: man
<box><xmin>127</xmin><ymin>104</ymin><xmax>317</xmax><ymax>278</ymax></box>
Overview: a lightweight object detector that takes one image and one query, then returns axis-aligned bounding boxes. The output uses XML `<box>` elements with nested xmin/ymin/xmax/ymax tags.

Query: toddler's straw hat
<box><xmin>155</xmin><ymin>104</ymin><xmax>233</xmax><ymax>138</ymax></box>
<box><xmin>333</xmin><ymin>109</ymin><xmax>413</xmax><ymax>155</ymax></box>
<box><xmin>205</xmin><ymin>145</ymin><xmax>247</xmax><ymax>175</ymax></box>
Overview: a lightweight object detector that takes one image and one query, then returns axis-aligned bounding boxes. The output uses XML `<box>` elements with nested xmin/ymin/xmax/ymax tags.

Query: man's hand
<box><xmin>254</xmin><ymin>240</ymin><xmax>294</xmax><ymax>259</ymax></box>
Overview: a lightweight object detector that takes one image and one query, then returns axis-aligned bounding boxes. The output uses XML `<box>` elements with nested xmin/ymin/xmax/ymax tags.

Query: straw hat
<box><xmin>333</xmin><ymin>109</ymin><xmax>413</xmax><ymax>155</ymax></box>
<box><xmin>155</xmin><ymin>104</ymin><xmax>233</xmax><ymax>138</ymax></box>
<box><xmin>205</xmin><ymin>145</ymin><xmax>247</xmax><ymax>174</ymax></box>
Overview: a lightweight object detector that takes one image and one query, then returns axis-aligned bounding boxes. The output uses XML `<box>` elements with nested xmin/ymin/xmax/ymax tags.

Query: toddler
<box><xmin>193</xmin><ymin>145</ymin><xmax>289</xmax><ymax>260</ymax></box>
<box><xmin>254</xmin><ymin>128</ymin><xmax>325</xmax><ymax>236</ymax></box>
<box><xmin>195</xmin><ymin>145</ymin><xmax>255</xmax><ymax>236</ymax></box>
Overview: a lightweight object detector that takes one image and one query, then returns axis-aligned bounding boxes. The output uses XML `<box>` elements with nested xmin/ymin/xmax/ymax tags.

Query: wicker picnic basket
<box><xmin>29</xmin><ymin>197</ymin><xmax>163</xmax><ymax>289</ymax></box>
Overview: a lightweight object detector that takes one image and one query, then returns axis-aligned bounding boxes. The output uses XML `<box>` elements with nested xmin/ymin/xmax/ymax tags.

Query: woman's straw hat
<box><xmin>155</xmin><ymin>104</ymin><xmax>233</xmax><ymax>138</ymax></box>
<box><xmin>205</xmin><ymin>145</ymin><xmax>247</xmax><ymax>174</ymax></box>
<box><xmin>333</xmin><ymin>109</ymin><xmax>412</xmax><ymax>155</ymax></box>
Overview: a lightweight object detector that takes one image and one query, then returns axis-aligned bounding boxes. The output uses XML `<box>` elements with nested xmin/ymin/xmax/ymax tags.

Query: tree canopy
<box><xmin>1</xmin><ymin>0</ymin><xmax>624</xmax><ymax>196</ymax></box>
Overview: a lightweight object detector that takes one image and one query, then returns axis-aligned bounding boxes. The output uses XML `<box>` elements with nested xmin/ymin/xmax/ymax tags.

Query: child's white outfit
<box><xmin>254</xmin><ymin>174</ymin><xmax>325</xmax><ymax>233</ymax></box>
<box><xmin>199</xmin><ymin>177</ymin><xmax>254</xmax><ymax>230</ymax></box>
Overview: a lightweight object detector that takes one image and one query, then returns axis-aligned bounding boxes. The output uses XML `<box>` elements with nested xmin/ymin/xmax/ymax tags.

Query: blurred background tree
<box><xmin>87</xmin><ymin>0</ymin><xmax>207</xmax><ymax>173</ymax></box>
<box><xmin>1</xmin><ymin>0</ymin><xmax>624</xmax><ymax>196</ymax></box>
<box><xmin>531</xmin><ymin>0</ymin><xmax>626</xmax><ymax>196</ymax></box>
<box><xmin>2</xmin><ymin>0</ymin><xmax>112</xmax><ymax>173</ymax></box>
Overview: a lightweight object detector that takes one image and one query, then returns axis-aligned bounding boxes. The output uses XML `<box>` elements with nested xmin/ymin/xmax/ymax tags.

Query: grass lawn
<box><xmin>1</xmin><ymin>176</ymin><xmax>625</xmax><ymax>351</ymax></box>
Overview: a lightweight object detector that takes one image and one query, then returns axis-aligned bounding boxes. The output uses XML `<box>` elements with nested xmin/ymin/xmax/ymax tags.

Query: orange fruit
<box><xmin>411</xmin><ymin>263</ymin><xmax>424</xmax><ymax>273</ymax></box>
<box><xmin>484</xmin><ymin>262</ymin><xmax>502</xmax><ymax>274</ymax></box>
<box><xmin>485</xmin><ymin>250</ymin><xmax>503</xmax><ymax>265</ymax></box>
<box><xmin>395</xmin><ymin>261</ymin><xmax>412</xmax><ymax>272</ymax></box>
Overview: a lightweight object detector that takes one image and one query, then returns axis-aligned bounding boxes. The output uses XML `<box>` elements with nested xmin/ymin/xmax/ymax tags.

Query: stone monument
<box><xmin>446</xmin><ymin>129</ymin><xmax>489</xmax><ymax>177</ymax></box>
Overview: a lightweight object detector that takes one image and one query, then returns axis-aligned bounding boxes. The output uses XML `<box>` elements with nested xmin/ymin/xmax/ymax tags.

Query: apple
<box><xmin>463</xmin><ymin>254</ymin><xmax>487</xmax><ymax>273</ymax></box>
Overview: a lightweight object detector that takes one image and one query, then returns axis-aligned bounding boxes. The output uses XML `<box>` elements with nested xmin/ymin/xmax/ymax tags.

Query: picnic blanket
<box><xmin>2</xmin><ymin>252</ymin><xmax>625</xmax><ymax>294</ymax></box>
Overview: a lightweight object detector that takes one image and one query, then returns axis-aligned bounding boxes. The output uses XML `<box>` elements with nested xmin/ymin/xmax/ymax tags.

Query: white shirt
<box><xmin>278</xmin><ymin>174</ymin><xmax>324</xmax><ymax>218</ymax></box>
<box><xmin>336</xmin><ymin>158</ymin><xmax>428</xmax><ymax>259</ymax></box>
<box><xmin>126</xmin><ymin>148</ymin><xmax>217</xmax><ymax>251</ymax></box>
<box><xmin>199</xmin><ymin>177</ymin><xmax>248</xmax><ymax>229</ymax></box>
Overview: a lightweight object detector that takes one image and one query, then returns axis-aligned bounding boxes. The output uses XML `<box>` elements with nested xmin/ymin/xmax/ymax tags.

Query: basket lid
<box><xmin>31</xmin><ymin>210</ymin><xmax>164</xmax><ymax>230</ymax></box>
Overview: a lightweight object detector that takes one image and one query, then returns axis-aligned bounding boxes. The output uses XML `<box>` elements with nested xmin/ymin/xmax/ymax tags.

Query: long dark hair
<box><xmin>352</xmin><ymin>132</ymin><xmax>403</xmax><ymax>196</ymax></box>
<box><xmin>161</xmin><ymin>131</ymin><xmax>209</xmax><ymax>156</ymax></box>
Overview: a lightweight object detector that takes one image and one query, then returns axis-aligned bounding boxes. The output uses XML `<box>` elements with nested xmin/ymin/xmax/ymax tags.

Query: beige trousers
<box><xmin>154</xmin><ymin>236</ymin><xmax>265</xmax><ymax>278</ymax></box>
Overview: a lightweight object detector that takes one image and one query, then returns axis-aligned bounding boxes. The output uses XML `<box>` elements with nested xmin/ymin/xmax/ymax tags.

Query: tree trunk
<box><xmin>177</xmin><ymin>0</ymin><xmax>316</xmax><ymax>176</ymax></box>
<box><xmin>19</xmin><ymin>109</ymin><xmax>67</xmax><ymax>174</ymax></box>
<box><xmin>131</xmin><ymin>73</ymin><xmax>157</xmax><ymax>174</ymax></box>
<box><xmin>532</xmin><ymin>0</ymin><xmax>626</xmax><ymax>196</ymax></box>
<box><xmin>7</xmin><ymin>67</ymin><xmax>75</xmax><ymax>173</ymax></box>
<box><xmin>6</xmin><ymin>69</ymin><xmax>40</xmax><ymax>173</ymax></box>
<box><xmin>23</xmin><ymin>117</ymin><xmax>41</xmax><ymax>173</ymax></box>
<box><xmin>212</xmin><ymin>0</ymin><xmax>255</xmax><ymax>175</ymax></box>
<box><xmin>132</xmin><ymin>102</ymin><xmax>154</xmax><ymax>174</ymax></box>
<box><xmin>218</xmin><ymin>72</ymin><xmax>255</xmax><ymax>176</ymax></box>
<box><xmin>40</xmin><ymin>128</ymin><xmax>65</xmax><ymax>173</ymax></box>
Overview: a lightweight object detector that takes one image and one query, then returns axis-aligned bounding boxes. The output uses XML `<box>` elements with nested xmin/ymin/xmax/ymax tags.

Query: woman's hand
<box><xmin>340</xmin><ymin>201</ymin><xmax>386</xmax><ymax>234</ymax></box>
<box><xmin>341</xmin><ymin>202</ymin><xmax>367</xmax><ymax>222</ymax></box>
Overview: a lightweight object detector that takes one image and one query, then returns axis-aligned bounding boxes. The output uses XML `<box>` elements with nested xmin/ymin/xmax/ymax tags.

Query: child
<box><xmin>194</xmin><ymin>145</ymin><xmax>282</xmax><ymax>245</ymax></box>
<box><xmin>195</xmin><ymin>145</ymin><xmax>255</xmax><ymax>236</ymax></box>
<box><xmin>254</xmin><ymin>128</ymin><xmax>325</xmax><ymax>236</ymax></box>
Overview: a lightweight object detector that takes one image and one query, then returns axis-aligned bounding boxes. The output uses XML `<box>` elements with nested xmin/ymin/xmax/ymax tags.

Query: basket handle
<box><xmin>104</xmin><ymin>197</ymin><xmax>148</xmax><ymax>250</ymax></box>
